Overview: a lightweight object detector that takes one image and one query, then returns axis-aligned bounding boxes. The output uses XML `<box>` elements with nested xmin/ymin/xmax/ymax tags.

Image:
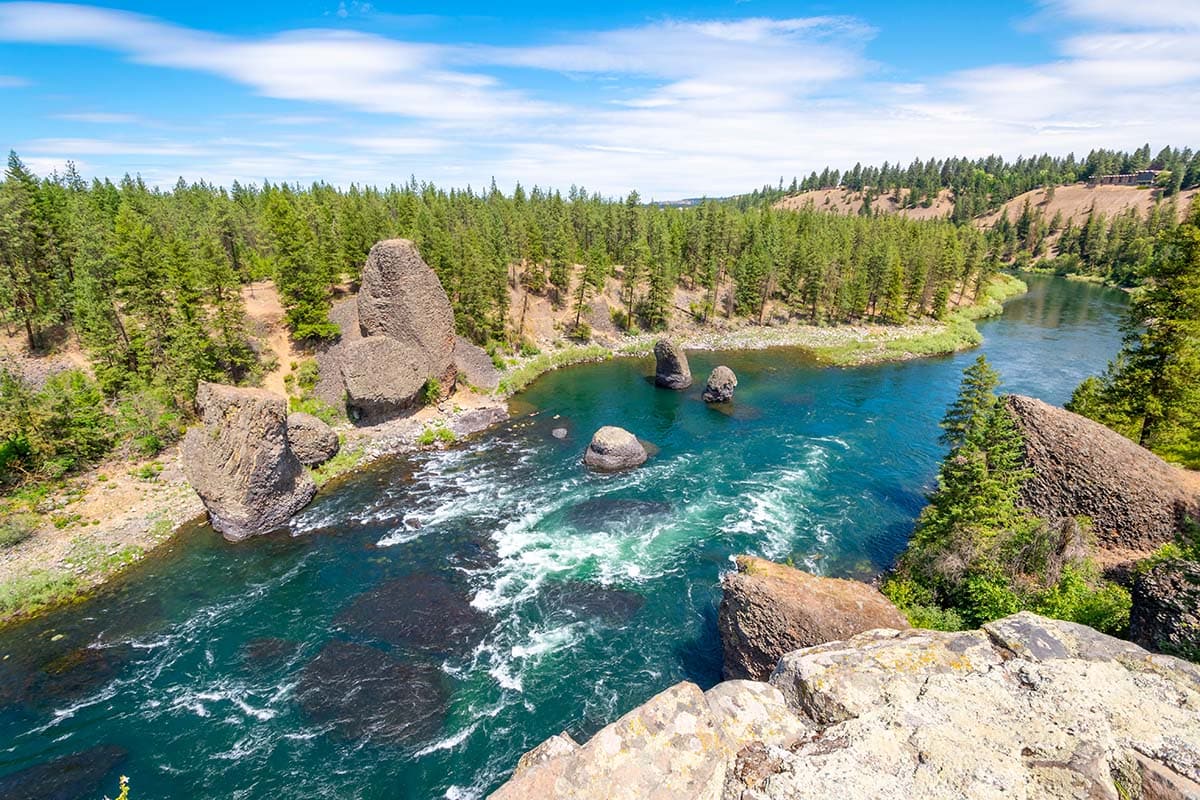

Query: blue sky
<box><xmin>1</xmin><ymin>0</ymin><xmax>1197</xmax><ymax>197</ymax></box>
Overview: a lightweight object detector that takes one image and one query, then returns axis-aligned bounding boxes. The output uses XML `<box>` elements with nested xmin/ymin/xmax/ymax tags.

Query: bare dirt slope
<box><xmin>242</xmin><ymin>280</ymin><xmax>300</xmax><ymax>397</ymax></box>
<box><xmin>774</xmin><ymin>188</ymin><xmax>955</xmax><ymax>220</ymax></box>
<box><xmin>980</xmin><ymin>184</ymin><xmax>1198</xmax><ymax>226</ymax></box>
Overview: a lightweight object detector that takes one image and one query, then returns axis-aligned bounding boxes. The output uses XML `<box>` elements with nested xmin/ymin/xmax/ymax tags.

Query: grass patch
<box><xmin>65</xmin><ymin>535</ymin><xmax>145</xmax><ymax>574</ymax></box>
<box><xmin>416</xmin><ymin>424</ymin><xmax>457</xmax><ymax>447</ymax></box>
<box><xmin>309</xmin><ymin>441</ymin><xmax>364</xmax><ymax>487</ymax></box>
<box><xmin>289</xmin><ymin>395</ymin><xmax>342</xmax><ymax>425</ymax></box>
<box><xmin>0</xmin><ymin>570</ymin><xmax>83</xmax><ymax>622</ymax></box>
<box><xmin>498</xmin><ymin>344</ymin><xmax>615</xmax><ymax>395</ymax></box>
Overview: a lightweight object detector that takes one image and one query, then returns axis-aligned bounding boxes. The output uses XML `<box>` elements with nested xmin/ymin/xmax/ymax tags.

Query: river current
<box><xmin>0</xmin><ymin>275</ymin><xmax>1128</xmax><ymax>799</ymax></box>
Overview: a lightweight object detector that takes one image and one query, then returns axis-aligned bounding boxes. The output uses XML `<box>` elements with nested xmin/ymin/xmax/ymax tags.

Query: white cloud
<box><xmin>2</xmin><ymin>1</ymin><xmax>1199</xmax><ymax>196</ymax></box>
<box><xmin>0</xmin><ymin>73</ymin><xmax>28</xmax><ymax>87</ymax></box>
<box><xmin>53</xmin><ymin>112</ymin><xmax>141</xmax><ymax>124</ymax></box>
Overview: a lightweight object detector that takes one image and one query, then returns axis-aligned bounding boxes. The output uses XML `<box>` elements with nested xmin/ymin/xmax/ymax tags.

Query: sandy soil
<box><xmin>242</xmin><ymin>280</ymin><xmax>300</xmax><ymax>396</ymax></box>
<box><xmin>774</xmin><ymin>187</ymin><xmax>955</xmax><ymax>220</ymax></box>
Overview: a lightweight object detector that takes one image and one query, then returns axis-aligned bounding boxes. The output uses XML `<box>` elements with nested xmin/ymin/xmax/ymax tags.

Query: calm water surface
<box><xmin>0</xmin><ymin>275</ymin><xmax>1128</xmax><ymax>799</ymax></box>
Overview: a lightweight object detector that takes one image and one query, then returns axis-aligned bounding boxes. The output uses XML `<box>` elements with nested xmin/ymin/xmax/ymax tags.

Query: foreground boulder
<box><xmin>287</xmin><ymin>412</ymin><xmax>339</xmax><ymax>466</ymax></box>
<box><xmin>719</xmin><ymin>556</ymin><xmax>909</xmax><ymax>680</ymax></box>
<box><xmin>1131</xmin><ymin>559</ymin><xmax>1200</xmax><ymax>660</ymax></box>
<box><xmin>492</xmin><ymin>613</ymin><xmax>1200</xmax><ymax>800</ymax></box>
<box><xmin>182</xmin><ymin>382</ymin><xmax>316</xmax><ymax>541</ymax></box>
<box><xmin>453</xmin><ymin>335</ymin><xmax>501</xmax><ymax>392</ymax></box>
<box><xmin>1004</xmin><ymin>395</ymin><xmax>1200</xmax><ymax>552</ymax></box>
<box><xmin>583</xmin><ymin>426</ymin><xmax>648</xmax><ymax>471</ymax></box>
<box><xmin>357</xmin><ymin>239</ymin><xmax>456</xmax><ymax>385</ymax></box>
<box><xmin>702</xmin><ymin>366</ymin><xmax>738</xmax><ymax>403</ymax></box>
<box><xmin>653</xmin><ymin>339</ymin><xmax>692</xmax><ymax>389</ymax></box>
<box><xmin>340</xmin><ymin>336</ymin><xmax>431</xmax><ymax>423</ymax></box>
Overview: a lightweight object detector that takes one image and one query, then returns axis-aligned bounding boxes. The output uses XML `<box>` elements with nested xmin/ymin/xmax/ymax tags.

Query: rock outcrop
<box><xmin>287</xmin><ymin>412</ymin><xmax>339</xmax><ymax>466</ymax></box>
<box><xmin>356</xmin><ymin>239</ymin><xmax>456</xmax><ymax>385</ymax></box>
<box><xmin>453</xmin><ymin>335</ymin><xmax>501</xmax><ymax>392</ymax></box>
<box><xmin>492</xmin><ymin>613</ymin><xmax>1200</xmax><ymax>800</ymax></box>
<box><xmin>719</xmin><ymin>556</ymin><xmax>909</xmax><ymax>680</ymax></box>
<box><xmin>1131</xmin><ymin>559</ymin><xmax>1200</xmax><ymax>661</ymax></box>
<box><xmin>1003</xmin><ymin>394</ymin><xmax>1200</xmax><ymax>552</ymax></box>
<box><xmin>340</xmin><ymin>336</ymin><xmax>431</xmax><ymax>423</ymax></box>
<box><xmin>703</xmin><ymin>366</ymin><xmax>738</xmax><ymax>403</ymax></box>
<box><xmin>583</xmin><ymin>426</ymin><xmax>648</xmax><ymax>471</ymax></box>
<box><xmin>182</xmin><ymin>382</ymin><xmax>316</xmax><ymax>541</ymax></box>
<box><xmin>653</xmin><ymin>339</ymin><xmax>693</xmax><ymax>389</ymax></box>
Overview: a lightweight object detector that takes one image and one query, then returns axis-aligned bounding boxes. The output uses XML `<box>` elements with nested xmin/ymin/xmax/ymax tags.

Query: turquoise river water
<box><xmin>0</xmin><ymin>275</ymin><xmax>1128</xmax><ymax>799</ymax></box>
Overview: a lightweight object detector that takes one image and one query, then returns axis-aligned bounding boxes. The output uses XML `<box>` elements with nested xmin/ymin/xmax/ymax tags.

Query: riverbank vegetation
<box><xmin>884</xmin><ymin>355</ymin><xmax>1132</xmax><ymax>634</ymax></box>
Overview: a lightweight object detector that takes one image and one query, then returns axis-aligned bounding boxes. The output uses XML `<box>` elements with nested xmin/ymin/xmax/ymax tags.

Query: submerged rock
<box><xmin>240</xmin><ymin>637</ymin><xmax>301</xmax><ymax>668</ymax></box>
<box><xmin>454</xmin><ymin>335</ymin><xmax>501</xmax><ymax>392</ymax></box>
<box><xmin>718</xmin><ymin>555</ymin><xmax>909</xmax><ymax>680</ymax></box>
<box><xmin>492</xmin><ymin>613</ymin><xmax>1200</xmax><ymax>800</ymax></box>
<box><xmin>295</xmin><ymin>640</ymin><xmax>447</xmax><ymax>745</ymax></box>
<box><xmin>583</xmin><ymin>426</ymin><xmax>648</xmax><ymax>471</ymax></box>
<box><xmin>287</xmin><ymin>412</ymin><xmax>339</xmax><ymax>466</ymax></box>
<box><xmin>357</xmin><ymin>239</ymin><xmax>456</xmax><ymax>385</ymax></box>
<box><xmin>340</xmin><ymin>335</ymin><xmax>431</xmax><ymax>423</ymax></box>
<box><xmin>1130</xmin><ymin>559</ymin><xmax>1200</xmax><ymax>660</ymax></box>
<box><xmin>182</xmin><ymin>382</ymin><xmax>316</xmax><ymax>541</ymax></box>
<box><xmin>1004</xmin><ymin>394</ymin><xmax>1200</xmax><ymax>552</ymax></box>
<box><xmin>551</xmin><ymin>427</ymin><xmax>568</xmax><ymax>439</ymax></box>
<box><xmin>21</xmin><ymin>644</ymin><xmax>135</xmax><ymax>710</ymax></box>
<box><xmin>538</xmin><ymin>581</ymin><xmax>646</xmax><ymax>624</ymax></box>
<box><xmin>334</xmin><ymin>573</ymin><xmax>492</xmax><ymax>655</ymax></box>
<box><xmin>565</xmin><ymin>497</ymin><xmax>671</xmax><ymax>531</ymax></box>
<box><xmin>0</xmin><ymin>744</ymin><xmax>128</xmax><ymax>800</ymax></box>
<box><xmin>702</xmin><ymin>366</ymin><xmax>738</xmax><ymax>403</ymax></box>
<box><xmin>653</xmin><ymin>339</ymin><xmax>692</xmax><ymax>389</ymax></box>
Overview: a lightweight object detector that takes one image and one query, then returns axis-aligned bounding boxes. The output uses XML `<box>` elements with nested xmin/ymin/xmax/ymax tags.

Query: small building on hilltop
<box><xmin>1091</xmin><ymin>169</ymin><xmax>1162</xmax><ymax>187</ymax></box>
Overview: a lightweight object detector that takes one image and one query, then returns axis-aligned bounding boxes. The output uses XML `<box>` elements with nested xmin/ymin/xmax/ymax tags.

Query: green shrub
<box><xmin>1034</xmin><ymin>565</ymin><xmax>1131</xmax><ymax>636</ymax></box>
<box><xmin>961</xmin><ymin>574</ymin><xmax>1023</xmax><ymax>626</ymax></box>
<box><xmin>288</xmin><ymin>395</ymin><xmax>340</xmax><ymax>425</ymax></box>
<box><xmin>294</xmin><ymin>359</ymin><xmax>320</xmax><ymax>392</ymax></box>
<box><xmin>420</xmin><ymin>378</ymin><xmax>442</xmax><ymax>406</ymax></box>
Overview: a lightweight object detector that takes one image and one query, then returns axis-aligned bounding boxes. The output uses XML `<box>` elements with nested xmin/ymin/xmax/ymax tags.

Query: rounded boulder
<box><xmin>583</xmin><ymin>426</ymin><xmax>648</xmax><ymax>471</ymax></box>
<box><xmin>653</xmin><ymin>339</ymin><xmax>692</xmax><ymax>389</ymax></box>
<box><xmin>287</xmin><ymin>412</ymin><xmax>340</xmax><ymax>466</ymax></box>
<box><xmin>702</xmin><ymin>366</ymin><xmax>738</xmax><ymax>403</ymax></box>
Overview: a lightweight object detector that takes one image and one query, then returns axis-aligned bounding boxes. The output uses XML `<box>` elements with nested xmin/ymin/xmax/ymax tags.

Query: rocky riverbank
<box><xmin>491</xmin><ymin>612</ymin><xmax>1200</xmax><ymax>800</ymax></box>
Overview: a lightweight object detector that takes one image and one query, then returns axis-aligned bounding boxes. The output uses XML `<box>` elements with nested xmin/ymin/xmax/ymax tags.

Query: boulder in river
<box><xmin>718</xmin><ymin>555</ymin><xmax>909</xmax><ymax>680</ymax></box>
<box><xmin>702</xmin><ymin>366</ymin><xmax>738</xmax><ymax>403</ymax></box>
<box><xmin>583</xmin><ymin>426</ymin><xmax>648</xmax><ymax>471</ymax></box>
<box><xmin>1130</xmin><ymin>559</ymin><xmax>1200</xmax><ymax>660</ymax></box>
<box><xmin>1003</xmin><ymin>395</ymin><xmax>1200</xmax><ymax>553</ymax></box>
<box><xmin>287</xmin><ymin>411</ymin><xmax>339</xmax><ymax>466</ymax></box>
<box><xmin>357</xmin><ymin>239</ymin><xmax>456</xmax><ymax>385</ymax></box>
<box><xmin>653</xmin><ymin>339</ymin><xmax>692</xmax><ymax>389</ymax></box>
<box><xmin>340</xmin><ymin>335</ymin><xmax>431</xmax><ymax>423</ymax></box>
<box><xmin>182</xmin><ymin>382</ymin><xmax>316</xmax><ymax>541</ymax></box>
<box><xmin>491</xmin><ymin>612</ymin><xmax>1200</xmax><ymax>800</ymax></box>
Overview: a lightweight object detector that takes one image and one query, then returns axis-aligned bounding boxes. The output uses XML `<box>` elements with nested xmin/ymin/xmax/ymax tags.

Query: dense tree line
<box><xmin>0</xmin><ymin>151</ymin><xmax>1002</xmax><ymax>487</ymax></box>
<box><xmin>1068</xmin><ymin>204</ymin><xmax>1200</xmax><ymax>468</ymax></box>
<box><xmin>743</xmin><ymin>144</ymin><xmax>1200</xmax><ymax>222</ymax></box>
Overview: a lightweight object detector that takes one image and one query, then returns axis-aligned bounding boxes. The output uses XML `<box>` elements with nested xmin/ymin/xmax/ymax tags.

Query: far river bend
<box><xmin>0</xmin><ymin>274</ymin><xmax>1128</xmax><ymax>799</ymax></box>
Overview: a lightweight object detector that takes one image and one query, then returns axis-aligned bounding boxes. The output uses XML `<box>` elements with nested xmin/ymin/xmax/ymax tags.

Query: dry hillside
<box><xmin>774</xmin><ymin>187</ymin><xmax>955</xmax><ymax>220</ymax></box>
<box><xmin>773</xmin><ymin>183</ymin><xmax>1198</xmax><ymax>228</ymax></box>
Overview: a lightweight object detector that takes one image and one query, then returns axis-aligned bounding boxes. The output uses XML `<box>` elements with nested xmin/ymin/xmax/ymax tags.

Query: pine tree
<box><xmin>263</xmin><ymin>191</ymin><xmax>338</xmax><ymax>341</ymax></box>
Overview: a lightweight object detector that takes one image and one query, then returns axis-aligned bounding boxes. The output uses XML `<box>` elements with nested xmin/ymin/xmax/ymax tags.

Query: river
<box><xmin>0</xmin><ymin>274</ymin><xmax>1129</xmax><ymax>799</ymax></box>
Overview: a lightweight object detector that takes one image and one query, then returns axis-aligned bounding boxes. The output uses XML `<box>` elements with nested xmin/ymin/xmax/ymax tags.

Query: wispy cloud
<box><xmin>53</xmin><ymin>112</ymin><xmax>141</xmax><ymax>124</ymax></box>
<box><xmin>0</xmin><ymin>73</ymin><xmax>28</xmax><ymax>87</ymax></box>
<box><xmin>2</xmin><ymin>1</ymin><xmax>1199</xmax><ymax>196</ymax></box>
